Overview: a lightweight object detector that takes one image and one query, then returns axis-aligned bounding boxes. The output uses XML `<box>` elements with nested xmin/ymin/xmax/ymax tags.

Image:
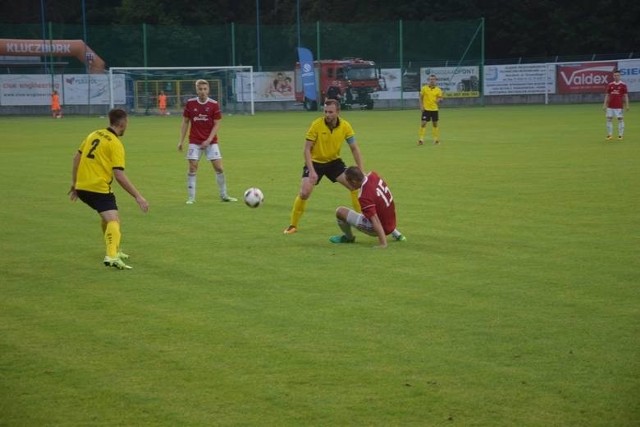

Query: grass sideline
<box><xmin>1</xmin><ymin>104</ymin><xmax>639</xmax><ymax>425</ymax></box>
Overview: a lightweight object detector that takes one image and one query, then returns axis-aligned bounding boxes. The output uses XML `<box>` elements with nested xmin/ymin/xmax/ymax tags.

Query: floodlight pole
<box><xmin>296</xmin><ymin>0</ymin><xmax>301</xmax><ymax>47</ymax></box>
<box><xmin>40</xmin><ymin>0</ymin><xmax>47</xmax><ymax>75</ymax></box>
<box><xmin>82</xmin><ymin>0</ymin><xmax>91</xmax><ymax>114</ymax></box>
<box><xmin>256</xmin><ymin>0</ymin><xmax>261</xmax><ymax>71</ymax></box>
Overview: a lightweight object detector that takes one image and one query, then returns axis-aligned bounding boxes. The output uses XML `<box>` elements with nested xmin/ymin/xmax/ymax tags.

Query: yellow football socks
<box><xmin>418</xmin><ymin>126</ymin><xmax>426</xmax><ymax>141</ymax></box>
<box><xmin>351</xmin><ymin>190</ymin><xmax>361</xmax><ymax>213</ymax></box>
<box><xmin>104</xmin><ymin>221</ymin><xmax>121</xmax><ymax>258</ymax></box>
<box><xmin>290</xmin><ymin>191</ymin><xmax>359</xmax><ymax>227</ymax></box>
<box><xmin>290</xmin><ymin>195</ymin><xmax>307</xmax><ymax>228</ymax></box>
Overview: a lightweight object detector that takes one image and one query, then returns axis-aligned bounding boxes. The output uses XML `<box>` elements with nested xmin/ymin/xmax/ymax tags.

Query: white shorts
<box><xmin>187</xmin><ymin>143</ymin><xmax>222</xmax><ymax>161</ymax></box>
<box><xmin>346</xmin><ymin>209</ymin><xmax>377</xmax><ymax>237</ymax></box>
<box><xmin>606</xmin><ymin>108</ymin><xmax>624</xmax><ymax>119</ymax></box>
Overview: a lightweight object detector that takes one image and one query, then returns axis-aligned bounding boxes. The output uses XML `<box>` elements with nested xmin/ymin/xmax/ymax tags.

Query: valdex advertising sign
<box><xmin>556</xmin><ymin>62</ymin><xmax>617</xmax><ymax>94</ymax></box>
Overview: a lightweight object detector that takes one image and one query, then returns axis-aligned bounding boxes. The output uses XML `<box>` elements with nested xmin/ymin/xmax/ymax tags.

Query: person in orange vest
<box><xmin>51</xmin><ymin>90</ymin><xmax>62</xmax><ymax>118</ymax></box>
<box><xmin>158</xmin><ymin>91</ymin><xmax>168</xmax><ymax>115</ymax></box>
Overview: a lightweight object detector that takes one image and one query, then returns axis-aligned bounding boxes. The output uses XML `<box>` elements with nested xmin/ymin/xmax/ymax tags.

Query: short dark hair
<box><xmin>108</xmin><ymin>108</ymin><xmax>127</xmax><ymax>126</ymax></box>
<box><xmin>324</xmin><ymin>98</ymin><xmax>340</xmax><ymax>111</ymax></box>
<box><xmin>344</xmin><ymin>166</ymin><xmax>364</xmax><ymax>183</ymax></box>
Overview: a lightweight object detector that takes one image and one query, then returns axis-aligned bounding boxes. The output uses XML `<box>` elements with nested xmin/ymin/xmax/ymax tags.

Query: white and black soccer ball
<box><xmin>243</xmin><ymin>187</ymin><xmax>264</xmax><ymax>208</ymax></box>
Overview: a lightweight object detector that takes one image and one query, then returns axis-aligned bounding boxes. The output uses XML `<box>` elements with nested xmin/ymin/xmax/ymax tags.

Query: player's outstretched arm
<box><xmin>114</xmin><ymin>169</ymin><xmax>149</xmax><ymax>213</ymax></box>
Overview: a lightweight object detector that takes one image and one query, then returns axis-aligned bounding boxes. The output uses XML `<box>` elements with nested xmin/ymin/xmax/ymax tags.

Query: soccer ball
<box><xmin>243</xmin><ymin>187</ymin><xmax>264</xmax><ymax>208</ymax></box>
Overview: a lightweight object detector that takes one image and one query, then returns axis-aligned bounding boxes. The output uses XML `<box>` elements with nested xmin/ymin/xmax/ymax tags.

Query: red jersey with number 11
<box><xmin>359</xmin><ymin>171</ymin><xmax>397</xmax><ymax>235</ymax></box>
<box><xmin>605</xmin><ymin>81</ymin><xmax>628</xmax><ymax>109</ymax></box>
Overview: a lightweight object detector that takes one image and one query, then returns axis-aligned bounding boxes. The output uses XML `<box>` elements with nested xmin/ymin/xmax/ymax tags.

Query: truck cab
<box><xmin>295</xmin><ymin>58</ymin><xmax>381</xmax><ymax>110</ymax></box>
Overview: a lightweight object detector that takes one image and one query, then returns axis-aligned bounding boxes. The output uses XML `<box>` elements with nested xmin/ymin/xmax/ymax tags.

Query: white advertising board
<box><xmin>0</xmin><ymin>74</ymin><xmax>62</xmax><ymax>106</ymax></box>
<box><xmin>484</xmin><ymin>64</ymin><xmax>556</xmax><ymax>95</ymax></box>
<box><xmin>372</xmin><ymin>68</ymin><xmax>419</xmax><ymax>100</ymax></box>
<box><xmin>0</xmin><ymin>74</ymin><xmax>125</xmax><ymax>106</ymax></box>
<box><xmin>421</xmin><ymin>66</ymin><xmax>480</xmax><ymax>98</ymax></box>
<box><xmin>63</xmin><ymin>74</ymin><xmax>126</xmax><ymax>105</ymax></box>
<box><xmin>374</xmin><ymin>67</ymin><xmax>480</xmax><ymax>100</ymax></box>
<box><xmin>618</xmin><ymin>59</ymin><xmax>640</xmax><ymax>92</ymax></box>
<box><xmin>250</xmin><ymin>71</ymin><xmax>295</xmax><ymax>102</ymax></box>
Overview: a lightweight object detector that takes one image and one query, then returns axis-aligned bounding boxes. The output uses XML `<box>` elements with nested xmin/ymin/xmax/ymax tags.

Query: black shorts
<box><xmin>302</xmin><ymin>158</ymin><xmax>347</xmax><ymax>184</ymax></box>
<box><xmin>76</xmin><ymin>190</ymin><xmax>118</xmax><ymax>213</ymax></box>
<box><xmin>421</xmin><ymin>110</ymin><xmax>439</xmax><ymax>122</ymax></box>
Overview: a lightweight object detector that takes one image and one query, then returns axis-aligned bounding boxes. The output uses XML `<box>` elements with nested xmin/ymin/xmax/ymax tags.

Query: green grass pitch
<box><xmin>1</xmin><ymin>104</ymin><xmax>639</xmax><ymax>425</ymax></box>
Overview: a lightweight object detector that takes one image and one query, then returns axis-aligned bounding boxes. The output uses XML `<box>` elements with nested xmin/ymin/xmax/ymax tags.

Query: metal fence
<box><xmin>1</xmin><ymin>20</ymin><xmax>637</xmax><ymax>115</ymax></box>
<box><xmin>0</xmin><ymin>19</ymin><xmax>484</xmax><ymax>74</ymax></box>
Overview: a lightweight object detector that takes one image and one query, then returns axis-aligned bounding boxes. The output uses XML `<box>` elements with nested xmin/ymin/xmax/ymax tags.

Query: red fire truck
<box><xmin>294</xmin><ymin>58</ymin><xmax>382</xmax><ymax>110</ymax></box>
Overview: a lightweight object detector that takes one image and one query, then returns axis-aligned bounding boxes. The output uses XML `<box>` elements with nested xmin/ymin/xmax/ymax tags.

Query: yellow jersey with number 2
<box><xmin>75</xmin><ymin>128</ymin><xmax>126</xmax><ymax>194</ymax></box>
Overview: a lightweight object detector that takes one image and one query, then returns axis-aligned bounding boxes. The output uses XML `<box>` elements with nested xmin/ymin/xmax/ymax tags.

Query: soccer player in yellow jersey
<box><xmin>69</xmin><ymin>109</ymin><xmax>149</xmax><ymax>269</ymax></box>
<box><xmin>418</xmin><ymin>74</ymin><xmax>444</xmax><ymax>145</ymax></box>
<box><xmin>283</xmin><ymin>99</ymin><xmax>363</xmax><ymax>235</ymax></box>
<box><xmin>283</xmin><ymin>99</ymin><xmax>406</xmax><ymax>241</ymax></box>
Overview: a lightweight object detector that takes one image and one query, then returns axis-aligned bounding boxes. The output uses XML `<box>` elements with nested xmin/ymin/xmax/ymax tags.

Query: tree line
<box><xmin>3</xmin><ymin>0</ymin><xmax>639</xmax><ymax>60</ymax></box>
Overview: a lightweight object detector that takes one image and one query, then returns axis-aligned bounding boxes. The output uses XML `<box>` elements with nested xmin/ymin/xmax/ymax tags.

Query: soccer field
<box><xmin>1</xmin><ymin>104</ymin><xmax>639</xmax><ymax>425</ymax></box>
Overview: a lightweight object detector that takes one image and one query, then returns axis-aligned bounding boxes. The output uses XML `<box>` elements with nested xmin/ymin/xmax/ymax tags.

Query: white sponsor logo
<box><xmin>6</xmin><ymin>42</ymin><xmax>73</xmax><ymax>54</ymax></box>
<box><xmin>559</xmin><ymin>66</ymin><xmax>614</xmax><ymax>86</ymax></box>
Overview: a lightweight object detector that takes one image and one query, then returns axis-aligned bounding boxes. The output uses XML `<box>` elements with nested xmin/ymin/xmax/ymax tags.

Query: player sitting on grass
<box><xmin>330</xmin><ymin>166</ymin><xmax>406</xmax><ymax>248</ymax></box>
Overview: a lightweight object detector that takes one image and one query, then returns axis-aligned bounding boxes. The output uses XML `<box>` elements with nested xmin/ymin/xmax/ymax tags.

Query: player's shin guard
<box><xmin>433</xmin><ymin>126</ymin><xmax>440</xmax><ymax>141</ymax></box>
<box><xmin>418</xmin><ymin>125</ymin><xmax>426</xmax><ymax>141</ymax></box>
<box><xmin>187</xmin><ymin>173</ymin><xmax>196</xmax><ymax>200</ymax></box>
<box><xmin>606</xmin><ymin>121</ymin><xmax>613</xmax><ymax>136</ymax></box>
<box><xmin>216</xmin><ymin>172</ymin><xmax>227</xmax><ymax>198</ymax></box>
<box><xmin>290</xmin><ymin>195</ymin><xmax>307</xmax><ymax>228</ymax></box>
<box><xmin>104</xmin><ymin>221</ymin><xmax>121</xmax><ymax>258</ymax></box>
<box><xmin>618</xmin><ymin>120</ymin><xmax>624</xmax><ymax>136</ymax></box>
<box><xmin>350</xmin><ymin>190</ymin><xmax>361</xmax><ymax>213</ymax></box>
<box><xmin>337</xmin><ymin>218</ymin><xmax>354</xmax><ymax>239</ymax></box>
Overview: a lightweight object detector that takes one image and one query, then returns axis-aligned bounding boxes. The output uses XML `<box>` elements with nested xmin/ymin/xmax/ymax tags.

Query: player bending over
<box><xmin>330</xmin><ymin>166</ymin><xmax>406</xmax><ymax>248</ymax></box>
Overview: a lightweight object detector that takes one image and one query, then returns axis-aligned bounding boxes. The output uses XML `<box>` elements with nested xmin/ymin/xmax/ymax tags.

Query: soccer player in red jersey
<box><xmin>603</xmin><ymin>70</ymin><xmax>629</xmax><ymax>141</ymax></box>
<box><xmin>329</xmin><ymin>166</ymin><xmax>406</xmax><ymax>248</ymax></box>
<box><xmin>177</xmin><ymin>79</ymin><xmax>237</xmax><ymax>204</ymax></box>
